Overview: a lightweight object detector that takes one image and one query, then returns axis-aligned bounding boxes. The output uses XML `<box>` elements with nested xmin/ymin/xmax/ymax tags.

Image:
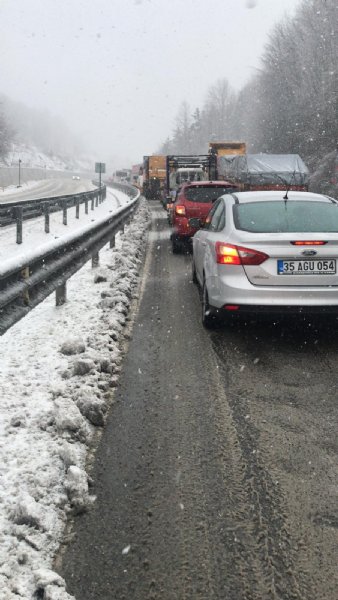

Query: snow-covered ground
<box><xmin>0</xmin><ymin>180</ymin><xmax>44</xmax><ymax>197</ymax></box>
<box><xmin>1</xmin><ymin>143</ymin><xmax>92</xmax><ymax>173</ymax></box>
<box><xmin>0</xmin><ymin>186</ymin><xmax>151</xmax><ymax>599</ymax></box>
<box><xmin>0</xmin><ymin>185</ymin><xmax>123</xmax><ymax>265</ymax></box>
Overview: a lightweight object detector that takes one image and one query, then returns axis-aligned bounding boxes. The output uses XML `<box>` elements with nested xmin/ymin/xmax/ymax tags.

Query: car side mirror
<box><xmin>189</xmin><ymin>217</ymin><xmax>202</xmax><ymax>228</ymax></box>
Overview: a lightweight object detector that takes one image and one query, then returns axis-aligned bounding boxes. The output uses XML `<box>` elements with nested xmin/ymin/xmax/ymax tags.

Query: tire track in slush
<box><xmin>197</xmin><ymin>357</ymin><xmax>307</xmax><ymax>600</ymax></box>
<box><xmin>209</xmin><ymin>314</ymin><xmax>338</xmax><ymax>600</ymax></box>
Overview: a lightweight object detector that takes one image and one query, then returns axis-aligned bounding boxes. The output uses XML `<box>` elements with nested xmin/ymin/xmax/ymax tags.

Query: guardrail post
<box><xmin>75</xmin><ymin>199</ymin><xmax>80</xmax><ymax>219</ymax></box>
<box><xmin>92</xmin><ymin>252</ymin><xmax>99</xmax><ymax>267</ymax></box>
<box><xmin>15</xmin><ymin>206</ymin><xmax>23</xmax><ymax>244</ymax></box>
<box><xmin>62</xmin><ymin>200</ymin><xmax>68</xmax><ymax>225</ymax></box>
<box><xmin>85</xmin><ymin>197</ymin><xmax>88</xmax><ymax>214</ymax></box>
<box><xmin>109</xmin><ymin>235</ymin><xmax>115</xmax><ymax>248</ymax></box>
<box><xmin>56</xmin><ymin>282</ymin><xmax>67</xmax><ymax>306</ymax></box>
<box><xmin>91</xmin><ymin>195</ymin><xmax>95</xmax><ymax>211</ymax></box>
<box><xmin>43</xmin><ymin>203</ymin><xmax>50</xmax><ymax>233</ymax></box>
<box><xmin>95</xmin><ymin>193</ymin><xmax>99</xmax><ymax>208</ymax></box>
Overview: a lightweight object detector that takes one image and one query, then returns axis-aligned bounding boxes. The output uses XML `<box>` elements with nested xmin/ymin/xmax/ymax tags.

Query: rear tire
<box><xmin>202</xmin><ymin>280</ymin><xmax>220</xmax><ymax>328</ymax></box>
<box><xmin>192</xmin><ymin>258</ymin><xmax>198</xmax><ymax>284</ymax></box>
<box><xmin>172</xmin><ymin>235</ymin><xmax>181</xmax><ymax>254</ymax></box>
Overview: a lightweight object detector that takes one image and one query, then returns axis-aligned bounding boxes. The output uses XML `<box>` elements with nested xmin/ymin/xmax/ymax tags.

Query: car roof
<box><xmin>230</xmin><ymin>190</ymin><xmax>336</xmax><ymax>204</ymax></box>
<box><xmin>182</xmin><ymin>180</ymin><xmax>235</xmax><ymax>188</ymax></box>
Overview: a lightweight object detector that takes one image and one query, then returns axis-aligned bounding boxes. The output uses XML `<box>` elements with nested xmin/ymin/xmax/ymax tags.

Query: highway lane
<box><xmin>58</xmin><ymin>202</ymin><xmax>338</xmax><ymax>600</ymax></box>
<box><xmin>0</xmin><ymin>178</ymin><xmax>96</xmax><ymax>203</ymax></box>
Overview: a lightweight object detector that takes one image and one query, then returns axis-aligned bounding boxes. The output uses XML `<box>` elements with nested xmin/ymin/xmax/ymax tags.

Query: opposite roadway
<box><xmin>59</xmin><ymin>202</ymin><xmax>338</xmax><ymax>600</ymax></box>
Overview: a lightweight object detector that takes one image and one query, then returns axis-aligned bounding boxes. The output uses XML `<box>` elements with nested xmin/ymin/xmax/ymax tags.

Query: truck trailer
<box><xmin>219</xmin><ymin>153</ymin><xmax>309</xmax><ymax>191</ymax></box>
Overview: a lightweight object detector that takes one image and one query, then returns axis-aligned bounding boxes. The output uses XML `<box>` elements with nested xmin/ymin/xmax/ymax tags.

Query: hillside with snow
<box><xmin>1</xmin><ymin>143</ymin><xmax>93</xmax><ymax>173</ymax></box>
<box><xmin>0</xmin><ymin>94</ymin><xmax>94</xmax><ymax>175</ymax></box>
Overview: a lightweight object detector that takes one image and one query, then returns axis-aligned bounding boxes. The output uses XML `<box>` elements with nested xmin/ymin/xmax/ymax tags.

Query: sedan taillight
<box><xmin>291</xmin><ymin>241</ymin><xmax>327</xmax><ymax>245</ymax></box>
<box><xmin>175</xmin><ymin>205</ymin><xmax>186</xmax><ymax>216</ymax></box>
<box><xmin>215</xmin><ymin>243</ymin><xmax>269</xmax><ymax>265</ymax></box>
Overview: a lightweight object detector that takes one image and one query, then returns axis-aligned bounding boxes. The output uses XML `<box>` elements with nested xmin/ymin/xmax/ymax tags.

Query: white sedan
<box><xmin>191</xmin><ymin>190</ymin><xmax>338</xmax><ymax>327</ymax></box>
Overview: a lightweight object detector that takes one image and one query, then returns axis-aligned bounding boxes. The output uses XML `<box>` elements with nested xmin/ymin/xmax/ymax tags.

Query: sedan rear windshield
<box><xmin>233</xmin><ymin>200</ymin><xmax>338</xmax><ymax>233</ymax></box>
<box><xmin>184</xmin><ymin>186</ymin><xmax>236</xmax><ymax>203</ymax></box>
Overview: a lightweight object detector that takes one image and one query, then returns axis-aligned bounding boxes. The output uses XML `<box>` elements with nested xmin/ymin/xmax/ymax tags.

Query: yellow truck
<box><xmin>208</xmin><ymin>141</ymin><xmax>247</xmax><ymax>157</ymax></box>
<box><xmin>208</xmin><ymin>141</ymin><xmax>246</xmax><ymax>181</ymax></box>
<box><xmin>142</xmin><ymin>155</ymin><xmax>166</xmax><ymax>199</ymax></box>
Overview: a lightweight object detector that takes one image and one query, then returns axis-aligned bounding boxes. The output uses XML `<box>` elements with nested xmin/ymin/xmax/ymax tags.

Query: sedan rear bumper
<box><xmin>207</xmin><ymin>271</ymin><xmax>338</xmax><ymax>310</ymax></box>
<box><xmin>220</xmin><ymin>304</ymin><xmax>338</xmax><ymax>315</ymax></box>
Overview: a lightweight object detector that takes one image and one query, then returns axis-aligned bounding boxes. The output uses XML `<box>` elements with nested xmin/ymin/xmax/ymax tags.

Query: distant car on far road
<box><xmin>72</xmin><ymin>175</ymin><xmax>80</xmax><ymax>180</ymax></box>
<box><xmin>191</xmin><ymin>190</ymin><xmax>338</xmax><ymax>327</ymax></box>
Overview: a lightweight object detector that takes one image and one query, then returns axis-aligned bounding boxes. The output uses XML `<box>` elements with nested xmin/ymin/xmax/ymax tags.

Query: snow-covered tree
<box><xmin>0</xmin><ymin>106</ymin><xmax>13</xmax><ymax>161</ymax></box>
<box><xmin>158</xmin><ymin>0</ymin><xmax>338</xmax><ymax>191</ymax></box>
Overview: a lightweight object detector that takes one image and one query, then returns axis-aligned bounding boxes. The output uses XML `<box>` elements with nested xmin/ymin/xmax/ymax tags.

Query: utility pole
<box><xmin>17</xmin><ymin>159</ymin><xmax>22</xmax><ymax>188</ymax></box>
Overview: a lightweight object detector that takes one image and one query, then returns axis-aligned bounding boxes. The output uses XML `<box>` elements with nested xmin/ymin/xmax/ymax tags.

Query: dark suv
<box><xmin>170</xmin><ymin>180</ymin><xmax>237</xmax><ymax>252</ymax></box>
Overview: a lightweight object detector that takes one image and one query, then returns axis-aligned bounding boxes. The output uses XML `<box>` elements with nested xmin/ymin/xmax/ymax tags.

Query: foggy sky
<box><xmin>1</xmin><ymin>0</ymin><xmax>301</xmax><ymax>168</ymax></box>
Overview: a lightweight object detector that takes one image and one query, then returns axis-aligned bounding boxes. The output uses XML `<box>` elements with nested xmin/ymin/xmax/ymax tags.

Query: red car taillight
<box><xmin>175</xmin><ymin>205</ymin><xmax>186</xmax><ymax>216</ymax></box>
<box><xmin>215</xmin><ymin>243</ymin><xmax>269</xmax><ymax>265</ymax></box>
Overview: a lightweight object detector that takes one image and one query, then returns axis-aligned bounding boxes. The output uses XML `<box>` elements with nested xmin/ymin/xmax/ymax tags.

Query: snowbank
<box><xmin>0</xmin><ymin>196</ymin><xmax>151</xmax><ymax>599</ymax></box>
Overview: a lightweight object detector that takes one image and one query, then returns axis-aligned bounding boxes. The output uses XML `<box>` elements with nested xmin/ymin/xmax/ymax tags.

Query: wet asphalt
<box><xmin>59</xmin><ymin>203</ymin><xmax>338</xmax><ymax>600</ymax></box>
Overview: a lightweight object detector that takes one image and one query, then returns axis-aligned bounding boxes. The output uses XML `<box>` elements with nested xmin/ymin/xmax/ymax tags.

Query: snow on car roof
<box><xmin>183</xmin><ymin>180</ymin><xmax>235</xmax><ymax>187</ymax></box>
<box><xmin>231</xmin><ymin>191</ymin><xmax>336</xmax><ymax>203</ymax></box>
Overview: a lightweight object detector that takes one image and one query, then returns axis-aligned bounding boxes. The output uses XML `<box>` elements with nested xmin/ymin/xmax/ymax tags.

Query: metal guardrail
<box><xmin>0</xmin><ymin>183</ymin><xmax>140</xmax><ymax>336</ymax></box>
<box><xmin>0</xmin><ymin>185</ymin><xmax>107</xmax><ymax>243</ymax></box>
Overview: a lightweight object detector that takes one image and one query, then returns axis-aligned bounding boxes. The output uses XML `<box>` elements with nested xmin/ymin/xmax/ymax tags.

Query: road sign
<box><xmin>95</xmin><ymin>162</ymin><xmax>106</xmax><ymax>173</ymax></box>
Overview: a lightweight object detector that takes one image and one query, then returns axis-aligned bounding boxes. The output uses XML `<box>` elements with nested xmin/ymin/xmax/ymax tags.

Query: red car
<box><xmin>171</xmin><ymin>180</ymin><xmax>237</xmax><ymax>252</ymax></box>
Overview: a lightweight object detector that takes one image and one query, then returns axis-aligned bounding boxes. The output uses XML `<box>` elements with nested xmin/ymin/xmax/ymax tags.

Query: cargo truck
<box><xmin>221</xmin><ymin>153</ymin><xmax>309</xmax><ymax>191</ymax></box>
<box><xmin>208</xmin><ymin>141</ymin><xmax>246</xmax><ymax>180</ymax></box>
<box><xmin>142</xmin><ymin>155</ymin><xmax>166</xmax><ymax>199</ymax></box>
<box><xmin>208</xmin><ymin>141</ymin><xmax>246</xmax><ymax>157</ymax></box>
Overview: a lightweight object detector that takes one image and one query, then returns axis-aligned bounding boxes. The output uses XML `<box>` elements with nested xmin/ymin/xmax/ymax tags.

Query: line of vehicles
<box><xmin>131</xmin><ymin>141</ymin><xmax>338</xmax><ymax>328</ymax></box>
<box><xmin>133</xmin><ymin>141</ymin><xmax>309</xmax><ymax>201</ymax></box>
<box><xmin>133</xmin><ymin>141</ymin><xmax>310</xmax><ymax>253</ymax></box>
<box><xmin>136</xmin><ymin>141</ymin><xmax>248</xmax><ymax>202</ymax></box>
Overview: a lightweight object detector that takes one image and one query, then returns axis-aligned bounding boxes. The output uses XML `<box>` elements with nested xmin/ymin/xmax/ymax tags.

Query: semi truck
<box><xmin>163</xmin><ymin>143</ymin><xmax>246</xmax><ymax>205</ymax></box>
<box><xmin>164</xmin><ymin>154</ymin><xmax>217</xmax><ymax>206</ymax></box>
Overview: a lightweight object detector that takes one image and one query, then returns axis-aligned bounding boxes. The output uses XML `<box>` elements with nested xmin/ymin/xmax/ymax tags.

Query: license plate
<box><xmin>278</xmin><ymin>259</ymin><xmax>336</xmax><ymax>275</ymax></box>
